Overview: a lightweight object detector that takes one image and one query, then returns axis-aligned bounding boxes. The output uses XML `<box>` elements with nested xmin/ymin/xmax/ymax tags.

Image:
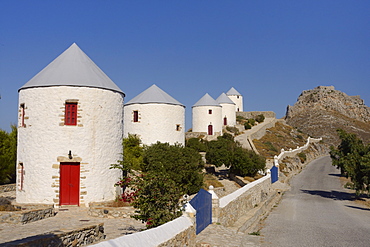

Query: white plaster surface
<box><xmin>124</xmin><ymin>103</ymin><xmax>185</xmax><ymax>145</ymax></box>
<box><xmin>192</xmin><ymin>105</ymin><xmax>222</xmax><ymax>134</ymax></box>
<box><xmin>91</xmin><ymin>216</ymin><xmax>193</xmax><ymax>247</ymax></box>
<box><xmin>219</xmin><ymin>174</ymin><xmax>271</xmax><ymax>208</ymax></box>
<box><xmin>17</xmin><ymin>86</ymin><xmax>124</xmax><ymax>205</ymax></box>
<box><xmin>227</xmin><ymin>95</ymin><xmax>243</xmax><ymax>112</ymax></box>
<box><xmin>220</xmin><ymin>103</ymin><xmax>236</xmax><ymax>126</ymax></box>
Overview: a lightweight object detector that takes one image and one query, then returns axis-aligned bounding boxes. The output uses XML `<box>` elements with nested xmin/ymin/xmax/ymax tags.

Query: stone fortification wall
<box><xmin>237</xmin><ymin>111</ymin><xmax>276</xmax><ymax>119</ymax></box>
<box><xmin>3</xmin><ymin>223</ymin><xmax>104</xmax><ymax>247</ymax></box>
<box><xmin>0</xmin><ymin>183</ymin><xmax>15</xmax><ymax>193</ymax></box>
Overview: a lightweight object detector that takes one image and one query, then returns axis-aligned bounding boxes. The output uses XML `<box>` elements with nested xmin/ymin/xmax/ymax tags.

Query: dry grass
<box><xmin>253</xmin><ymin>122</ymin><xmax>309</xmax><ymax>158</ymax></box>
<box><xmin>203</xmin><ymin>173</ymin><xmax>224</xmax><ymax>189</ymax></box>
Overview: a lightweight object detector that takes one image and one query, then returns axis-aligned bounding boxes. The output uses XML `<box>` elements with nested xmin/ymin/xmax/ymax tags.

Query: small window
<box><xmin>19</xmin><ymin>163</ymin><xmax>24</xmax><ymax>191</ymax></box>
<box><xmin>65</xmin><ymin>102</ymin><xmax>78</xmax><ymax>125</ymax></box>
<box><xmin>237</xmin><ymin>95</ymin><xmax>239</xmax><ymax>99</ymax></box>
<box><xmin>133</xmin><ymin>111</ymin><xmax>139</xmax><ymax>122</ymax></box>
<box><xmin>176</xmin><ymin>124</ymin><xmax>181</xmax><ymax>131</ymax></box>
<box><xmin>20</xmin><ymin>103</ymin><xmax>25</xmax><ymax>127</ymax></box>
<box><xmin>208</xmin><ymin>109</ymin><xmax>212</xmax><ymax>114</ymax></box>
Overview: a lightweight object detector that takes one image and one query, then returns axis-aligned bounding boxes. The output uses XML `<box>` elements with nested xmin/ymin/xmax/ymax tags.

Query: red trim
<box><xmin>65</xmin><ymin>103</ymin><xmax>77</xmax><ymax>125</ymax></box>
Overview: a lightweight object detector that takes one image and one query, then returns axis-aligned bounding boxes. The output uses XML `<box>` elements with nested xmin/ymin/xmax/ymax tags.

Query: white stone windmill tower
<box><xmin>226</xmin><ymin>87</ymin><xmax>243</xmax><ymax>112</ymax></box>
<box><xmin>192</xmin><ymin>93</ymin><xmax>222</xmax><ymax>136</ymax></box>
<box><xmin>17</xmin><ymin>43</ymin><xmax>124</xmax><ymax>206</ymax></box>
<box><xmin>216</xmin><ymin>92</ymin><xmax>236</xmax><ymax>127</ymax></box>
<box><xmin>124</xmin><ymin>84</ymin><xmax>185</xmax><ymax>145</ymax></box>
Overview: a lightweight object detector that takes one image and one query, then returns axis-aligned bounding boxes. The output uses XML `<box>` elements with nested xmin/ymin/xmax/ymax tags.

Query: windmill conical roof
<box><xmin>216</xmin><ymin>93</ymin><xmax>235</xmax><ymax>104</ymax></box>
<box><xmin>193</xmin><ymin>93</ymin><xmax>220</xmax><ymax>107</ymax></box>
<box><xmin>19</xmin><ymin>43</ymin><xmax>124</xmax><ymax>94</ymax></box>
<box><xmin>125</xmin><ymin>84</ymin><xmax>184</xmax><ymax>106</ymax></box>
<box><xmin>226</xmin><ymin>87</ymin><xmax>241</xmax><ymax>96</ymax></box>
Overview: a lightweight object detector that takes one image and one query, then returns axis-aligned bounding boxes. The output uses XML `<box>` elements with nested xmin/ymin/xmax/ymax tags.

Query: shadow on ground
<box><xmin>300</xmin><ymin>189</ymin><xmax>355</xmax><ymax>201</ymax></box>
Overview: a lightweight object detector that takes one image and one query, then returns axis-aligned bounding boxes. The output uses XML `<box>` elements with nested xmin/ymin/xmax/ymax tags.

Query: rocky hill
<box><xmin>285</xmin><ymin>86</ymin><xmax>370</xmax><ymax>146</ymax></box>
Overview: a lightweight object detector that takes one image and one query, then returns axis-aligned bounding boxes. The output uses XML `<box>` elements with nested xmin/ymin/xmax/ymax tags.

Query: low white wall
<box><xmin>219</xmin><ymin>175</ymin><xmax>271</xmax><ymax>208</ymax></box>
<box><xmin>274</xmin><ymin>137</ymin><xmax>322</xmax><ymax>166</ymax></box>
<box><xmin>91</xmin><ymin>216</ymin><xmax>195</xmax><ymax>247</ymax></box>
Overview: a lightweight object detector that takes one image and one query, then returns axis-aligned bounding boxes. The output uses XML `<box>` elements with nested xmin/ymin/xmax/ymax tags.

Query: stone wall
<box><xmin>216</xmin><ymin>175</ymin><xmax>271</xmax><ymax>226</ymax></box>
<box><xmin>236</xmin><ymin>111</ymin><xmax>276</xmax><ymax>119</ymax></box>
<box><xmin>2</xmin><ymin>223</ymin><xmax>104</xmax><ymax>247</ymax></box>
<box><xmin>0</xmin><ymin>183</ymin><xmax>16</xmax><ymax>193</ymax></box>
<box><xmin>0</xmin><ymin>206</ymin><xmax>55</xmax><ymax>224</ymax></box>
<box><xmin>88</xmin><ymin>202</ymin><xmax>135</xmax><ymax>218</ymax></box>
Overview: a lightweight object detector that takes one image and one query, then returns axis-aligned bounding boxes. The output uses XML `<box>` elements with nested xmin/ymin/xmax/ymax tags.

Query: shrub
<box><xmin>244</xmin><ymin>122</ymin><xmax>252</xmax><ymax>130</ymax></box>
<box><xmin>142</xmin><ymin>142</ymin><xmax>204</xmax><ymax>195</ymax></box>
<box><xmin>226</xmin><ymin>126</ymin><xmax>240</xmax><ymax>135</ymax></box>
<box><xmin>255</xmin><ymin>114</ymin><xmax>265</xmax><ymax>123</ymax></box>
<box><xmin>297</xmin><ymin>152</ymin><xmax>307</xmax><ymax>163</ymax></box>
<box><xmin>236</xmin><ymin>115</ymin><xmax>246</xmax><ymax>122</ymax></box>
<box><xmin>264</xmin><ymin>141</ymin><xmax>278</xmax><ymax>152</ymax></box>
<box><xmin>248</xmin><ymin>118</ymin><xmax>256</xmax><ymax>126</ymax></box>
<box><xmin>132</xmin><ymin>171</ymin><xmax>184</xmax><ymax>229</ymax></box>
<box><xmin>186</xmin><ymin>138</ymin><xmax>207</xmax><ymax>152</ymax></box>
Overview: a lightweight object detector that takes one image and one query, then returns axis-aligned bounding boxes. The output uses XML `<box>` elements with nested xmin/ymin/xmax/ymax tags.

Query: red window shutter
<box><xmin>133</xmin><ymin>111</ymin><xmax>139</xmax><ymax>122</ymax></box>
<box><xmin>209</xmin><ymin>109</ymin><xmax>212</xmax><ymax>114</ymax></box>
<box><xmin>65</xmin><ymin>103</ymin><xmax>77</xmax><ymax>125</ymax></box>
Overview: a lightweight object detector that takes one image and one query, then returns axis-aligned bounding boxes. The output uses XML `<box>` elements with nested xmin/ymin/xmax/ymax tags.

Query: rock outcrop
<box><xmin>285</xmin><ymin>86</ymin><xmax>370</xmax><ymax>146</ymax></box>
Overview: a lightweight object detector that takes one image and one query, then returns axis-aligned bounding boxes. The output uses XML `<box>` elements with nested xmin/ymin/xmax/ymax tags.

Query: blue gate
<box><xmin>270</xmin><ymin>165</ymin><xmax>278</xmax><ymax>183</ymax></box>
<box><xmin>189</xmin><ymin>189</ymin><xmax>212</xmax><ymax>234</ymax></box>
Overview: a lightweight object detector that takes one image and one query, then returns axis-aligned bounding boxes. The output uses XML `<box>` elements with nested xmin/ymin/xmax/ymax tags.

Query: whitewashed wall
<box><xmin>192</xmin><ymin>105</ymin><xmax>222</xmax><ymax>134</ymax></box>
<box><xmin>220</xmin><ymin>103</ymin><xmax>236</xmax><ymax>126</ymax></box>
<box><xmin>227</xmin><ymin>95</ymin><xmax>243</xmax><ymax>112</ymax></box>
<box><xmin>124</xmin><ymin>103</ymin><xmax>185</xmax><ymax>146</ymax></box>
<box><xmin>17</xmin><ymin>86</ymin><xmax>123</xmax><ymax>206</ymax></box>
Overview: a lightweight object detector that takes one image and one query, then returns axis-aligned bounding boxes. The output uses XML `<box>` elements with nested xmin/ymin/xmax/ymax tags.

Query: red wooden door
<box><xmin>208</xmin><ymin>125</ymin><xmax>213</xmax><ymax>135</ymax></box>
<box><xmin>223</xmin><ymin>117</ymin><xmax>227</xmax><ymax>126</ymax></box>
<box><xmin>60</xmin><ymin>162</ymin><xmax>80</xmax><ymax>206</ymax></box>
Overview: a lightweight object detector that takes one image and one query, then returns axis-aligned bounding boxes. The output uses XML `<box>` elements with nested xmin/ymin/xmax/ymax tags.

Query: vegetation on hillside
<box><xmin>330</xmin><ymin>129</ymin><xmax>370</xmax><ymax>196</ymax></box>
<box><xmin>0</xmin><ymin>125</ymin><xmax>17</xmax><ymax>185</ymax></box>
<box><xmin>253</xmin><ymin>122</ymin><xmax>309</xmax><ymax>158</ymax></box>
<box><xmin>187</xmin><ymin>133</ymin><xmax>266</xmax><ymax>177</ymax></box>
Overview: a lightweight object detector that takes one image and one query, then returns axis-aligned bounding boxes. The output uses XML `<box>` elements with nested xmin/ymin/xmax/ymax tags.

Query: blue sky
<box><xmin>1</xmin><ymin>1</ymin><xmax>369</xmax><ymax>132</ymax></box>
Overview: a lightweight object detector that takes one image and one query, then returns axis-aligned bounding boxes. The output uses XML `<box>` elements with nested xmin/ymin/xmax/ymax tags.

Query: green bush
<box><xmin>205</xmin><ymin>133</ymin><xmax>266</xmax><ymax>177</ymax></box>
<box><xmin>255</xmin><ymin>114</ymin><xmax>265</xmax><ymax>123</ymax></box>
<box><xmin>297</xmin><ymin>152</ymin><xmax>307</xmax><ymax>163</ymax></box>
<box><xmin>142</xmin><ymin>142</ymin><xmax>204</xmax><ymax>195</ymax></box>
<box><xmin>226</xmin><ymin>126</ymin><xmax>240</xmax><ymax>135</ymax></box>
<box><xmin>248</xmin><ymin>118</ymin><xmax>256</xmax><ymax>126</ymax></box>
<box><xmin>244</xmin><ymin>122</ymin><xmax>252</xmax><ymax>130</ymax></box>
<box><xmin>0</xmin><ymin>125</ymin><xmax>17</xmax><ymax>185</ymax></box>
<box><xmin>186</xmin><ymin>138</ymin><xmax>207</xmax><ymax>152</ymax></box>
<box><xmin>236</xmin><ymin>115</ymin><xmax>246</xmax><ymax>122</ymax></box>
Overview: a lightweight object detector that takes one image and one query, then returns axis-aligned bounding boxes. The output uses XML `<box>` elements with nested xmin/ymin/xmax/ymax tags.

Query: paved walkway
<box><xmin>0</xmin><ymin>191</ymin><xmax>145</xmax><ymax>246</ymax></box>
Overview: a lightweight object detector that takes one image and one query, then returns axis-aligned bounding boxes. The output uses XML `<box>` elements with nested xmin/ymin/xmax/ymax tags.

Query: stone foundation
<box><xmin>2</xmin><ymin>223</ymin><xmax>104</xmax><ymax>247</ymax></box>
<box><xmin>0</xmin><ymin>205</ymin><xmax>55</xmax><ymax>224</ymax></box>
<box><xmin>88</xmin><ymin>202</ymin><xmax>135</xmax><ymax>218</ymax></box>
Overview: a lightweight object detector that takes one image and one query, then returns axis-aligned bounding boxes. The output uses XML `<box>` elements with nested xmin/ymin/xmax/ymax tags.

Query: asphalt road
<box><xmin>260</xmin><ymin>156</ymin><xmax>370</xmax><ymax>247</ymax></box>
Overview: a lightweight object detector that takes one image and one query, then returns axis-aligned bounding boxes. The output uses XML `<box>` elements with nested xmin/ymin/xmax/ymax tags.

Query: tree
<box><xmin>0</xmin><ymin>125</ymin><xmax>17</xmax><ymax>184</ymax></box>
<box><xmin>330</xmin><ymin>129</ymin><xmax>370</xmax><ymax>195</ymax></box>
<box><xmin>206</xmin><ymin>133</ymin><xmax>266</xmax><ymax>177</ymax></box>
<box><xmin>186</xmin><ymin>137</ymin><xmax>207</xmax><ymax>152</ymax></box>
<box><xmin>142</xmin><ymin>142</ymin><xmax>204</xmax><ymax>195</ymax></box>
<box><xmin>131</xmin><ymin>171</ymin><xmax>184</xmax><ymax>228</ymax></box>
